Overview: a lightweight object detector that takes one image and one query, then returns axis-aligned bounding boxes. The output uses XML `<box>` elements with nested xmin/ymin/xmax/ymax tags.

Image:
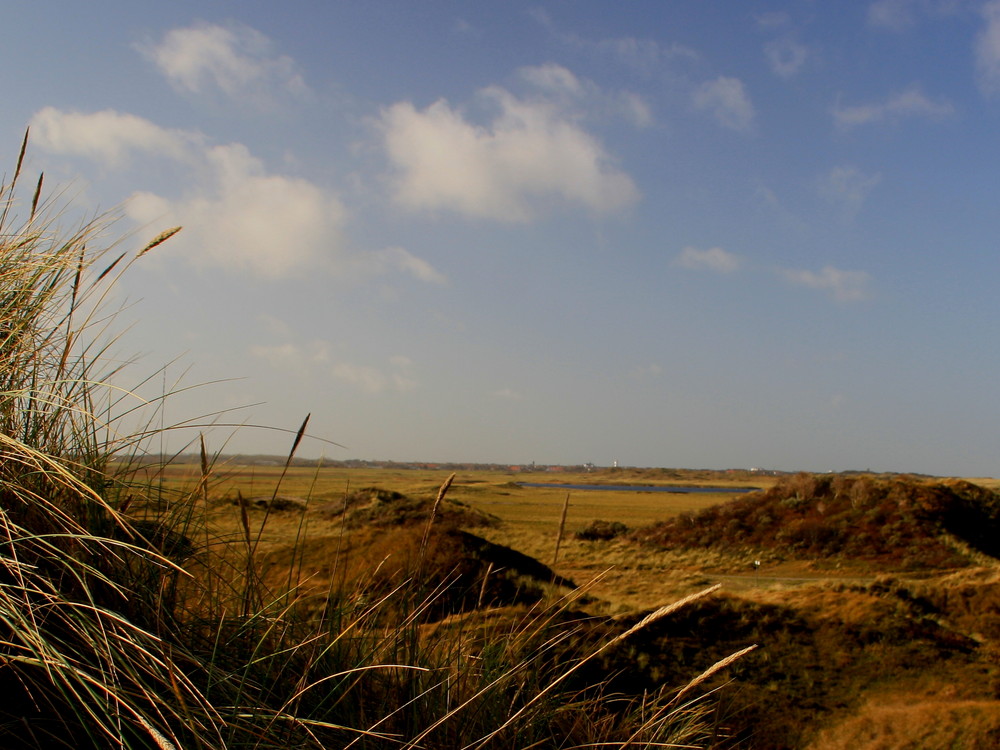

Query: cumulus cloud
<box><xmin>693</xmin><ymin>77</ymin><xmax>755</xmax><ymax>131</ymax></box>
<box><xmin>781</xmin><ymin>266</ymin><xmax>872</xmax><ymax>302</ymax></box>
<box><xmin>674</xmin><ymin>246</ymin><xmax>741</xmax><ymax>273</ymax></box>
<box><xmin>127</xmin><ymin>142</ymin><xmax>347</xmax><ymax>277</ymax></box>
<box><xmin>765</xmin><ymin>38</ymin><xmax>808</xmax><ymax>78</ymax></box>
<box><xmin>136</xmin><ymin>21</ymin><xmax>308</xmax><ymax>105</ymax></box>
<box><xmin>820</xmin><ymin>165</ymin><xmax>882</xmax><ymax>218</ymax></box>
<box><xmin>518</xmin><ymin>63</ymin><xmax>584</xmax><ymax>97</ymax></box>
<box><xmin>519</xmin><ymin>63</ymin><xmax>653</xmax><ymax>127</ymax></box>
<box><xmin>379</xmin><ymin>85</ymin><xmax>639</xmax><ymax>222</ymax></box>
<box><xmin>31</xmin><ymin>107</ymin><xmax>439</xmax><ymax>282</ymax></box>
<box><xmin>833</xmin><ymin>85</ymin><xmax>954</xmax><ymax>127</ymax></box>
<box><xmin>357</xmin><ymin>246</ymin><xmax>447</xmax><ymax>284</ymax></box>
<box><xmin>332</xmin><ymin>357</ymin><xmax>417</xmax><ymax>394</ymax></box>
<box><xmin>977</xmin><ymin>2</ymin><xmax>1000</xmax><ymax>96</ymax></box>
<box><xmin>250</xmin><ymin>339</ymin><xmax>331</xmax><ymax>370</ymax></box>
<box><xmin>30</xmin><ymin>107</ymin><xmax>196</xmax><ymax>168</ymax></box>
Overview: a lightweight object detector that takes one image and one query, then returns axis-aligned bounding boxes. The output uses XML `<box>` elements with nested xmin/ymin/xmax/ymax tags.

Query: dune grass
<box><xmin>0</xmin><ymin>135</ymin><xmax>754</xmax><ymax>748</ymax></box>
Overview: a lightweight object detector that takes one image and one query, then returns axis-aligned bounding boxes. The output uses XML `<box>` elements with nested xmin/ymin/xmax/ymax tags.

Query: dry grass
<box><xmin>809</xmin><ymin>698</ymin><xmax>1000</xmax><ymax>750</ymax></box>
<box><xmin>137</xmin><ymin>467</ymin><xmax>1000</xmax><ymax>748</ymax></box>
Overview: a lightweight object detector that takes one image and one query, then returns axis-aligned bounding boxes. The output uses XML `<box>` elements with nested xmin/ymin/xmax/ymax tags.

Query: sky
<box><xmin>5</xmin><ymin>0</ymin><xmax>1000</xmax><ymax>476</ymax></box>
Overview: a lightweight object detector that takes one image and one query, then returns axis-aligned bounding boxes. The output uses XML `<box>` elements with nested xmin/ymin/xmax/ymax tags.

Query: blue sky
<box><xmin>6</xmin><ymin>0</ymin><xmax>1000</xmax><ymax>475</ymax></box>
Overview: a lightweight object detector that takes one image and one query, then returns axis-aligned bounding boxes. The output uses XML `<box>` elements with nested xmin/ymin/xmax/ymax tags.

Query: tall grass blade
<box><xmin>553</xmin><ymin>491</ymin><xmax>571</xmax><ymax>566</ymax></box>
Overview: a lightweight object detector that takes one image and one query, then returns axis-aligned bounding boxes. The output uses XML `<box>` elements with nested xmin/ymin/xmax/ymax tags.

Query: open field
<box><xmin>131</xmin><ymin>461</ymin><xmax>1000</xmax><ymax>747</ymax></box>
<box><xmin>143</xmin><ymin>461</ymin><xmax>996</xmax><ymax>604</ymax></box>
<box><xmin>144</xmin><ymin>462</ymin><xmax>778</xmax><ymax>610</ymax></box>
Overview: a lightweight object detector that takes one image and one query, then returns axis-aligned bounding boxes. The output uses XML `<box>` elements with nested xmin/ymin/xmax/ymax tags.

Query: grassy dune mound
<box><xmin>809</xmin><ymin>698</ymin><xmax>1000</xmax><ymax>749</ymax></box>
<box><xmin>324</xmin><ymin>485</ymin><xmax>501</xmax><ymax>529</ymax></box>
<box><xmin>262</xmin><ymin>521</ymin><xmax>576</xmax><ymax>622</ymax></box>
<box><xmin>593</xmin><ymin>582</ymin><xmax>996</xmax><ymax>748</ymax></box>
<box><xmin>632</xmin><ymin>473</ymin><xmax>1000</xmax><ymax>569</ymax></box>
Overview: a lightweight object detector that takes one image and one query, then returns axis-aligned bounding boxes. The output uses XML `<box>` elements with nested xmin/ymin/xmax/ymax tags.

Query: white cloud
<box><xmin>674</xmin><ymin>246</ymin><xmax>741</xmax><ymax>273</ymax></box>
<box><xmin>519</xmin><ymin>63</ymin><xmax>653</xmax><ymax>127</ymax></box>
<box><xmin>30</xmin><ymin>107</ymin><xmax>195</xmax><ymax>168</ymax></box>
<box><xmin>137</xmin><ymin>22</ymin><xmax>308</xmax><ymax>104</ymax></box>
<box><xmin>518</xmin><ymin>63</ymin><xmax>584</xmax><ymax>96</ymax></box>
<box><xmin>833</xmin><ymin>85</ymin><xmax>954</xmax><ymax>127</ymax></box>
<box><xmin>332</xmin><ymin>363</ymin><xmax>389</xmax><ymax>394</ymax></box>
<box><xmin>867</xmin><ymin>0</ymin><xmax>917</xmax><ymax>30</ymax></box>
<box><xmin>379</xmin><ymin>86</ymin><xmax>639</xmax><ymax>221</ymax></box>
<box><xmin>332</xmin><ymin>357</ymin><xmax>416</xmax><ymax>394</ymax></box>
<box><xmin>868</xmin><ymin>0</ymin><xmax>965</xmax><ymax>32</ymax></box>
<box><xmin>31</xmin><ymin>107</ymin><xmax>440</xmax><ymax>282</ymax></box>
<box><xmin>250</xmin><ymin>339</ymin><xmax>331</xmax><ymax>370</ymax></box>
<box><xmin>127</xmin><ymin>142</ymin><xmax>348</xmax><ymax>278</ymax></box>
<box><xmin>756</xmin><ymin>12</ymin><xmax>792</xmax><ymax>29</ymax></box>
<box><xmin>977</xmin><ymin>2</ymin><xmax>1000</xmax><ymax>96</ymax></box>
<box><xmin>529</xmin><ymin>10</ymin><xmax>698</xmax><ymax>72</ymax></box>
<box><xmin>359</xmin><ymin>246</ymin><xmax>448</xmax><ymax>284</ymax></box>
<box><xmin>820</xmin><ymin>165</ymin><xmax>882</xmax><ymax>217</ymax></box>
<box><xmin>693</xmin><ymin>77</ymin><xmax>755</xmax><ymax>131</ymax></box>
<box><xmin>780</xmin><ymin>266</ymin><xmax>872</xmax><ymax>302</ymax></box>
<box><xmin>765</xmin><ymin>38</ymin><xmax>808</xmax><ymax>78</ymax></box>
<box><xmin>591</xmin><ymin>37</ymin><xmax>700</xmax><ymax>71</ymax></box>
<box><xmin>754</xmin><ymin>183</ymin><xmax>809</xmax><ymax>234</ymax></box>
<box><xmin>618</xmin><ymin>92</ymin><xmax>654</xmax><ymax>128</ymax></box>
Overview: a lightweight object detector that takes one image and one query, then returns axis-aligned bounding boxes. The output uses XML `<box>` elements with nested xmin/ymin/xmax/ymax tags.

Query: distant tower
<box><xmin>613</xmin><ymin>460</ymin><xmax>618</xmax><ymax>468</ymax></box>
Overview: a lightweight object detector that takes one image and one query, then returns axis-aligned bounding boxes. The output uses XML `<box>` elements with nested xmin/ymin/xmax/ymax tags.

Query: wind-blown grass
<box><xmin>0</xmin><ymin>134</ymin><xmax>752</xmax><ymax>748</ymax></box>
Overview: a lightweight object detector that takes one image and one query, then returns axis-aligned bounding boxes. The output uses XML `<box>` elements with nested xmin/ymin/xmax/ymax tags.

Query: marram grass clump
<box><xmin>0</xmin><ymin>135</ymin><xmax>752</xmax><ymax>748</ymax></box>
<box><xmin>0</xmin><ymin>135</ymin><xmax>213</xmax><ymax>748</ymax></box>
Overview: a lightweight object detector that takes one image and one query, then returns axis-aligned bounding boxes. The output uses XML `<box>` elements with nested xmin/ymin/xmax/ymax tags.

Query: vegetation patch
<box><xmin>325</xmin><ymin>485</ymin><xmax>501</xmax><ymax>529</ymax></box>
<box><xmin>576</xmin><ymin>519</ymin><xmax>629</xmax><ymax>541</ymax></box>
<box><xmin>591</xmin><ymin>584</ymin><xmax>993</xmax><ymax>748</ymax></box>
<box><xmin>632</xmin><ymin>472</ymin><xmax>1000</xmax><ymax>569</ymax></box>
<box><xmin>261</xmin><ymin>523</ymin><xmax>577</xmax><ymax>622</ymax></box>
<box><xmin>244</xmin><ymin>494</ymin><xmax>308</xmax><ymax>511</ymax></box>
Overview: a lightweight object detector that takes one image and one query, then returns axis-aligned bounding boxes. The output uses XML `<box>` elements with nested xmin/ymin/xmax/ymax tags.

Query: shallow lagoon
<box><xmin>516</xmin><ymin>482</ymin><xmax>756</xmax><ymax>494</ymax></box>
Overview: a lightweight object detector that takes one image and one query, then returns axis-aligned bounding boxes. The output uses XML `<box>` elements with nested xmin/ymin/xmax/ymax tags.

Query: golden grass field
<box><xmin>147</xmin><ymin>462</ymin><xmax>1000</xmax><ymax>601</ymax></box>
<box><xmin>148</xmin><ymin>462</ymin><xmax>780</xmax><ymax>611</ymax></box>
<box><xmin>138</xmin><ymin>460</ymin><xmax>1000</xmax><ymax>748</ymax></box>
